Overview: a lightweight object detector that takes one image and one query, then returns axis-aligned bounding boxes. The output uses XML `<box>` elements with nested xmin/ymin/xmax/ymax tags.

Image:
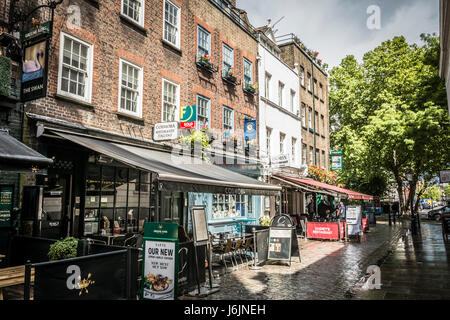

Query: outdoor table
<box><xmin>0</xmin><ymin>265</ymin><xmax>35</xmax><ymax>300</ymax></box>
<box><xmin>91</xmin><ymin>233</ymin><xmax>126</xmax><ymax>245</ymax></box>
<box><xmin>306</xmin><ymin>220</ymin><xmax>346</xmax><ymax>241</ymax></box>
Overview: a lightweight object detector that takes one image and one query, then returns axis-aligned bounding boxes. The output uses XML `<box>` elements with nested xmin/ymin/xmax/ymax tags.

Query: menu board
<box><xmin>0</xmin><ymin>185</ymin><xmax>13</xmax><ymax>228</ymax></box>
<box><xmin>142</xmin><ymin>240</ymin><xmax>176</xmax><ymax>300</ymax></box>
<box><xmin>346</xmin><ymin>206</ymin><xmax>362</xmax><ymax>225</ymax></box>
<box><xmin>191</xmin><ymin>206</ymin><xmax>208</xmax><ymax>246</ymax></box>
<box><xmin>268</xmin><ymin>227</ymin><xmax>292</xmax><ymax>262</ymax></box>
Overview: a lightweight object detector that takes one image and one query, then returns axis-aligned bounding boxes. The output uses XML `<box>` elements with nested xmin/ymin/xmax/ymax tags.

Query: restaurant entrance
<box><xmin>161</xmin><ymin>191</ymin><xmax>186</xmax><ymax>227</ymax></box>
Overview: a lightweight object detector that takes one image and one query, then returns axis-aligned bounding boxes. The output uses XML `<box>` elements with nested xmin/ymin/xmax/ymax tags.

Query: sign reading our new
<box><xmin>21</xmin><ymin>21</ymin><xmax>52</xmax><ymax>102</ymax></box>
<box><xmin>180</xmin><ymin>105</ymin><xmax>197</xmax><ymax>129</ymax></box>
<box><xmin>142</xmin><ymin>222</ymin><xmax>178</xmax><ymax>301</ymax></box>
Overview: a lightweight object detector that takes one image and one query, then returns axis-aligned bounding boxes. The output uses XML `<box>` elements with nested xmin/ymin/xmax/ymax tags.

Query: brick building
<box><xmin>278</xmin><ymin>34</ymin><xmax>330</xmax><ymax>171</ymax></box>
<box><xmin>0</xmin><ymin>0</ymin><xmax>276</xmax><ymax>240</ymax></box>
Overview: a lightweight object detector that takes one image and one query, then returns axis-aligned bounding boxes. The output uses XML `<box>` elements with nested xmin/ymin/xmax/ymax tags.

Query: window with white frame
<box><xmin>58</xmin><ymin>32</ymin><xmax>93</xmax><ymax>103</ymax></box>
<box><xmin>266</xmin><ymin>127</ymin><xmax>272</xmax><ymax>156</ymax></box>
<box><xmin>322</xmin><ymin>150</ymin><xmax>326</xmax><ymax>168</ymax></box>
<box><xmin>307</xmin><ymin>73</ymin><xmax>311</xmax><ymax>91</ymax></box>
<box><xmin>300</xmin><ymin>66</ymin><xmax>305</xmax><ymax>87</ymax></box>
<box><xmin>197</xmin><ymin>25</ymin><xmax>210</xmax><ymax>60</ymax></box>
<box><xmin>290</xmin><ymin>90</ymin><xmax>295</xmax><ymax>113</ymax></box>
<box><xmin>223</xmin><ymin>106</ymin><xmax>233</xmax><ymax>138</ymax></box>
<box><xmin>302</xmin><ymin>144</ymin><xmax>307</xmax><ymax>165</ymax></box>
<box><xmin>309</xmin><ymin>146</ymin><xmax>314</xmax><ymax>165</ymax></box>
<box><xmin>162</xmin><ymin>79</ymin><xmax>179</xmax><ymax>122</ymax></box>
<box><xmin>163</xmin><ymin>0</ymin><xmax>180</xmax><ymax>48</ymax></box>
<box><xmin>320</xmin><ymin>83</ymin><xmax>323</xmax><ymax>99</ymax></box>
<box><xmin>243</xmin><ymin>58</ymin><xmax>253</xmax><ymax>87</ymax></box>
<box><xmin>196</xmin><ymin>94</ymin><xmax>210</xmax><ymax>129</ymax></box>
<box><xmin>222</xmin><ymin>43</ymin><xmax>234</xmax><ymax>77</ymax></box>
<box><xmin>280</xmin><ymin>132</ymin><xmax>285</xmax><ymax>154</ymax></box>
<box><xmin>321</xmin><ymin>114</ymin><xmax>325</xmax><ymax>136</ymax></box>
<box><xmin>264</xmin><ymin>72</ymin><xmax>271</xmax><ymax>99</ymax></box>
<box><xmin>278</xmin><ymin>82</ymin><xmax>284</xmax><ymax>107</ymax></box>
<box><xmin>302</xmin><ymin>103</ymin><xmax>306</xmax><ymax>127</ymax></box>
<box><xmin>118</xmin><ymin>59</ymin><xmax>143</xmax><ymax>117</ymax></box>
<box><xmin>292</xmin><ymin>138</ymin><xmax>297</xmax><ymax>162</ymax></box>
<box><xmin>121</xmin><ymin>0</ymin><xmax>144</xmax><ymax>26</ymax></box>
<box><xmin>308</xmin><ymin>107</ymin><xmax>312</xmax><ymax>129</ymax></box>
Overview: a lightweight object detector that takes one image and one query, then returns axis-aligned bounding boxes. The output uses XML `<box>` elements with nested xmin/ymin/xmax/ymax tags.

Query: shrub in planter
<box><xmin>48</xmin><ymin>237</ymin><xmax>79</xmax><ymax>261</ymax></box>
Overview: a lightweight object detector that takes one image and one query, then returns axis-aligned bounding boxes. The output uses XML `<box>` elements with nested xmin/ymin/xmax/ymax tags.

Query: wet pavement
<box><xmin>353</xmin><ymin>220</ymin><xmax>450</xmax><ymax>300</ymax></box>
<box><xmin>182</xmin><ymin>218</ymin><xmax>406</xmax><ymax>300</ymax></box>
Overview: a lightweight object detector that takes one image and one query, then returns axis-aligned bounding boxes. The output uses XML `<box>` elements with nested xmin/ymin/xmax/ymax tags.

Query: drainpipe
<box><xmin>311</xmin><ymin>60</ymin><xmax>317</xmax><ymax>166</ymax></box>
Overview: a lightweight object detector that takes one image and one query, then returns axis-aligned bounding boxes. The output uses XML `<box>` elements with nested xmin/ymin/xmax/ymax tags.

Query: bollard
<box><xmin>249</xmin><ymin>227</ymin><xmax>261</xmax><ymax>270</ymax></box>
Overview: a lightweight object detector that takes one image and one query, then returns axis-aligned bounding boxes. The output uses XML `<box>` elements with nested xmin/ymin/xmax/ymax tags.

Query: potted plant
<box><xmin>224</xmin><ymin>67</ymin><xmax>237</xmax><ymax>83</ymax></box>
<box><xmin>198</xmin><ymin>54</ymin><xmax>212</xmax><ymax>68</ymax></box>
<box><xmin>48</xmin><ymin>237</ymin><xmax>79</xmax><ymax>261</ymax></box>
<box><xmin>244</xmin><ymin>82</ymin><xmax>257</xmax><ymax>94</ymax></box>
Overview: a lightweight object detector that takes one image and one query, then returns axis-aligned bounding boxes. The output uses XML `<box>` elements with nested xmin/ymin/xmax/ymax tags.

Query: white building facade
<box><xmin>256</xmin><ymin>28</ymin><xmax>304</xmax><ymax>175</ymax></box>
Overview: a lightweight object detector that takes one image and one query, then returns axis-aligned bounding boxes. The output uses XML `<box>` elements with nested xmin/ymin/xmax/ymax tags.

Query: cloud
<box><xmin>238</xmin><ymin>0</ymin><xmax>439</xmax><ymax>69</ymax></box>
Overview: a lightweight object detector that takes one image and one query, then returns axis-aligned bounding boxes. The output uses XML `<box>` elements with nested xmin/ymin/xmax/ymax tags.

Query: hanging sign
<box><xmin>0</xmin><ymin>185</ymin><xmax>14</xmax><ymax>228</ymax></box>
<box><xmin>331</xmin><ymin>151</ymin><xmax>343</xmax><ymax>171</ymax></box>
<box><xmin>21</xmin><ymin>38</ymin><xmax>49</xmax><ymax>102</ymax></box>
<box><xmin>268</xmin><ymin>227</ymin><xmax>292</xmax><ymax>262</ymax></box>
<box><xmin>153</xmin><ymin>122</ymin><xmax>179</xmax><ymax>141</ymax></box>
<box><xmin>244</xmin><ymin>120</ymin><xmax>257</xmax><ymax>141</ymax></box>
<box><xmin>142</xmin><ymin>222</ymin><xmax>178</xmax><ymax>300</ymax></box>
<box><xmin>180</xmin><ymin>105</ymin><xmax>197</xmax><ymax>129</ymax></box>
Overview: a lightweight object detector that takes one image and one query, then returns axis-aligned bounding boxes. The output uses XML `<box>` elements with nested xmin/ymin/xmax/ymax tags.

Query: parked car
<box><xmin>428</xmin><ymin>205</ymin><xmax>450</xmax><ymax>221</ymax></box>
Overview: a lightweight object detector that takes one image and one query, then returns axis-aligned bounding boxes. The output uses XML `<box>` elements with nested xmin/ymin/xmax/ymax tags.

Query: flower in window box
<box><xmin>199</xmin><ymin>55</ymin><xmax>212</xmax><ymax>68</ymax></box>
<box><xmin>225</xmin><ymin>68</ymin><xmax>237</xmax><ymax>83</ymax></box>
<box><xmin>317</xmin><ymin>59</ymin><xmax>322</xmax><ymax>65</ymax></box>
<box><xmin>245</xmin><ymin>82</ymin><xmax>257</xmax><ymax>94</ymax></box>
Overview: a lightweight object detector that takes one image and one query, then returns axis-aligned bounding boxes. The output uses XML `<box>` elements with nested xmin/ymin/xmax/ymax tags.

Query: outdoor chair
<box><xmin>231</xmin><ymin>239</ymin><xmax>244</xmax><ymax>269</ymax></box>
<box><xmin>124</xmin><ymin>234</ymin><xmax>138</xmax><ymax>247</ymax></box>
<box><xmin>241</xmin><ymin>237</ymin><xmax>254</xmax><ymax>267</ymax></box>
<box><xmin>212</xmin><ymin>239</ymin><xmax>234</xmax><ymax>272</ymax></box>
<box><xmin>112</xmin><ymin>233</ymin><xmax>133</xmax><ymax>247</ymax></box>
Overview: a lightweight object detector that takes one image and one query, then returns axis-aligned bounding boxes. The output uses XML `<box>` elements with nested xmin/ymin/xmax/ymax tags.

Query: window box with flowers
<box><xmin>222</xmin><ymin>67</ymin><xmax>239</xmax><ymax>86</ymax></box>
<box><xmin>196</xmin><ymin>55</ymin><xmax>218</xmax><ymax>73</ymax></box>
<box><xmin>243</xmin><ymin>82</ymin><xmax>257</xmax><ymax>95</ymax></box>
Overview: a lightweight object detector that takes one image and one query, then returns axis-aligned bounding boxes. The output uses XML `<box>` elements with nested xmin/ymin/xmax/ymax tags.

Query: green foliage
<box><xmin>48</xmin><ymin>237</ymin><xmax>79</xmax><ymax>261</ymax></box>
<box><xmin>0</xmin><ymin>55</ymin><xmax>12</xmax><ymax>97</ymax></box>
<box><xmin>444</xmin><ymin>185</ymin><xmax>450</xmax><ymax>199</ymax></box>
<box><xmin>421</xmin><ymin>185</ymin><xmax>442</xmax><ymax>201</ymax></box>
<box><xmin>329</xmin><ymin>34</ymin><xmax>450</xmax><ymax>204</ymax></box>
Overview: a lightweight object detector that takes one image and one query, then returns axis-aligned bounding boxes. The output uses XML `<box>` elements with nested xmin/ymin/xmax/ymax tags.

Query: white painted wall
<box><xmin>257</xmin><ymin>42</ymin><xmax>302</xmax><ymax>169</ymax></box>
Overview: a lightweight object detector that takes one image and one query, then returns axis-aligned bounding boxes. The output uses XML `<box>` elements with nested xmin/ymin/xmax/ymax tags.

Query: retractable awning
<box><xmin>271</xmin><ymin>175</ymin><xmax>338</xmax><ymax>197</ymax></box>
<box><xmin>0</xmin><ymin>130</ymin><xmax>53</xmax><ymax>172</ymax></box>
<box><xmin>53</xmin><ymin>131</ymin><xmax>281</xmax><ymax>196</ymax></box>
<box><xmin>274</xmin><ymin>175</ymin><xmax>375</xmax><ymax>201</ymax></box>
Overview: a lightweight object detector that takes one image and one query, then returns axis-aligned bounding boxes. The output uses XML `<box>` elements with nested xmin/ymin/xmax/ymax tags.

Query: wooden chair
<box><xmin>212</xmin><ymin>239</ymin><xmax>234</xmax><ymax>272</ymax></box>
<box><xmin>241</xmin><ymin>237</ymin><xmax>254</xmax><ymax>266</ymax></box>
<box><xmin>231</xmin><ymin>239</ymin><xmax>244</xmax><ymax>269</ymax></box>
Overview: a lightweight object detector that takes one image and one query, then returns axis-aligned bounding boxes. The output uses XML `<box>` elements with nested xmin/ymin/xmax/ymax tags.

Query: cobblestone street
<box><xmin>184</xmin><ymin>218</ymin><xmax>406</xmax><ymax>300</ymax></box>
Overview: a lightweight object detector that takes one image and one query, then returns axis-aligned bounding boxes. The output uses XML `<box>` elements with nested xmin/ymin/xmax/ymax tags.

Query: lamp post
<box><xmin>406</xmin><ymin>170</ymin><xmax>417</xmax><ymax>234</ymax></box>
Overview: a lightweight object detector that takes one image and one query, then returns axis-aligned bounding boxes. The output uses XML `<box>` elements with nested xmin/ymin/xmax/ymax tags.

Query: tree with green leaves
<box><xmin>329</xmin><ymin>34</ymin><xmax>450</xmax><ymax>216</ymax></box>
<box><xmin>421</xmin><ymin>185</ymin><xmax>443</xmax><ymax>202</ymax></box>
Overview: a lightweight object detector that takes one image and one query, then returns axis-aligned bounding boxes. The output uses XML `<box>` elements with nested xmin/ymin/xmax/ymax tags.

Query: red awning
<box><xmin>275</xmin><ymin>175</ymin><xmax>375</xmax><ymax>201</ymax></box>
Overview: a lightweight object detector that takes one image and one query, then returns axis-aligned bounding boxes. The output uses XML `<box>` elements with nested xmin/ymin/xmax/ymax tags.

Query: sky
<box><xmin>238</xmin><ymin>0</ymin><xmax>440</xmax><ymax>69</ymax></box>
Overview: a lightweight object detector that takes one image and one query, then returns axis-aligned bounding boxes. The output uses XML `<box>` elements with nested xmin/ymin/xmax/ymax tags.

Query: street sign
<box><xmin>271</xmin><ymin>154</ymin><xmax>290</xmax><ymax>167</ymax></box>
<box><xmin>440</xmin><ymin>170</ymin><xmax>450</xmax><ymax>184</ymax></box>
<box><xmin>142</xmin><ymin>222</ymin><xmax>178</xmax><ymax>300</ymax></box>
<box><xmin>180</xmin><ymin>105</ymin><xmax>197</xmax><ymax>129</ymax></box>
<box><xmin>153</xmin><ymin>122</ymin><xmax>178</xmax><ymax>141</ymax></box>
<box><xmin>331</xmin><ymin>151</ymin><xmax>343</xmax><ymax>171</ymax></box>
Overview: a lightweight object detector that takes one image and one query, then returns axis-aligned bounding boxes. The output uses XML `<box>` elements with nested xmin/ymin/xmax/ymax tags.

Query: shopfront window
<box><xmin>84</xmin><ymin>163</ymin><xmax>154</xmax><ymax>236</ymax></box>
<box><xmin>212</xmin><ymin>194</ymin><xmax>249</xmax><ymax>220</ymax></box>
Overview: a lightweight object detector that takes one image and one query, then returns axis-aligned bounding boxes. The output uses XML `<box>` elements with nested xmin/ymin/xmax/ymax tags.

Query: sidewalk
<box><xmin>183</xmin><ymin>217</ymin><xmax>404</xmax><ymax>300</ymax></box>
<box><xmin>353</xmin><ymin>220</ymin><xmax>450</xmax><ymax>300</ymax></box>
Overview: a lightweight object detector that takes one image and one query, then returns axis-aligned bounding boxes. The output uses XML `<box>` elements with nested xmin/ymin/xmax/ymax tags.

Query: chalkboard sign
<box><xmin>191</xmin><ymin>206</ymin><xmax>209</xmax><ymax>246</ymax></box>
<box><xmin>0</xmin><ymin>185</ymin><xmax>14</xmax><ymax>228</ymax></box>
<box><xmin>271</xmin><ymin>214</ymin><xmax>294</xmax><ymax>228</ymax></box>
<box><xmin>268</xmin><ymin>227</ymin><xmax>292</xmax><ymax>262</ymax></box>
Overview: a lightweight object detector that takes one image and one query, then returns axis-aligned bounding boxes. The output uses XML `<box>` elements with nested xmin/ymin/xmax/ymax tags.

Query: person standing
<box><xmin>307</xmin><ymin>198</ymin><xmax>316</xmax><ymax>219</ymax></box>
<box><xmin>339</xmin><ymin>202</ymin><xmax>346</xmax><ymax>220</ymax></box>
